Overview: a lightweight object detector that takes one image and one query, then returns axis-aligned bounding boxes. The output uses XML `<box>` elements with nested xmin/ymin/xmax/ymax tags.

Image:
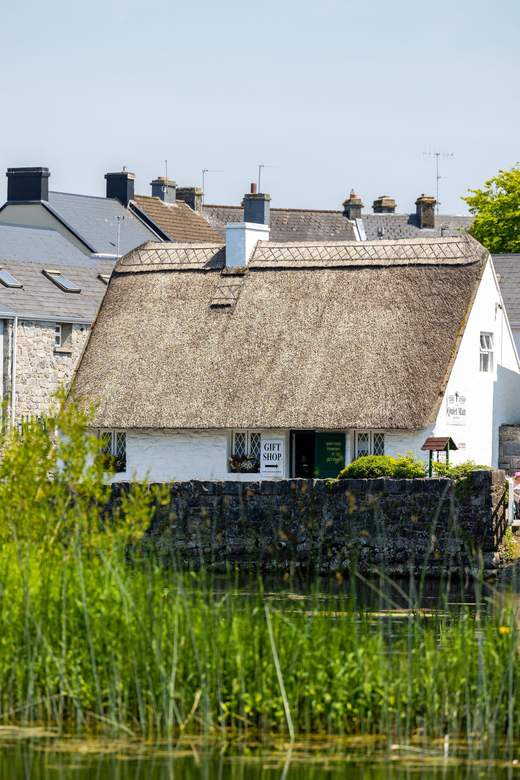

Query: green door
<box><xmin>314</xmin><ymin>433</ymin><xmax>345</xmax><ymax>478</ymax></box>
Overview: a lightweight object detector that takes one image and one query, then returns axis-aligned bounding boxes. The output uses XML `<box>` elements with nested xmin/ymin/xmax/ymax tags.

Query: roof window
<box><xmin>0</xmin><ymin>267</ymin><xmax>22</xmax><ymax>288</ymax></box>
<box><xmin>97</xmin><ymin>273</ymin><xmax>110</xmax><ymax>285</ymax></box>
<box><xmin>43</xmin><ymin>269</ymin><xmax>80</xmax><ymax>293</ymax></box>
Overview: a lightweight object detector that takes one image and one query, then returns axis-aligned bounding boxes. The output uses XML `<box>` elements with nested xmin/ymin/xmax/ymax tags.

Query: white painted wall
<box><xmin>113</xmin><ymin>428</ymin><xmax>291</xmax><ymax>482</ymax></box>
<box><xmin>225</xmin><ymin>222</ymin><xmax>270</xmax><ymax>267</ymax></box>
<box><xmin>433</xmin><ymin>257</ymin><xmax>520</xmax><ymax>468</ymax></box>
<box><xmin>0</xmin><ymin>319</ymin><xmax>3</xmax><ymax>404</ymax></box>
<box><xmin>511</xmin><ymin>327</ymin><xmax>520</xmax><ymax>357</ymax></box>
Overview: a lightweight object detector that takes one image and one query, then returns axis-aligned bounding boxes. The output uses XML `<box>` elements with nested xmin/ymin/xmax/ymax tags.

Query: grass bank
<box><xmin>0</xmin><ymin>408</ymin><xmax>518</xmax><ymax>747</ymax></box>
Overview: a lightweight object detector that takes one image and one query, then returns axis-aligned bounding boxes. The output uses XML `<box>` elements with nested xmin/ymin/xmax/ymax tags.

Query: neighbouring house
<box><xmin>70</xmin><ymin>219</ymin><xmax>520</xmax><ymax>480</ymax></box>
<box><xmin>0</xmin><ymin>222</ymin><xmax>113</xmax><ymax>422</ymax></box>
<box><xmin>203</xmin><ymin>188</ymin><xmax>473</xmax><ymax>243</ymax></box>
<box><xmin>0</xmin><ymin>167</ymin><xmax>164</xmax><ymax>258</ymax></box>
<box><xmin>492</xmin><ymin>254</ymin><xmax>520</xmax><ymax>355</ymax></box>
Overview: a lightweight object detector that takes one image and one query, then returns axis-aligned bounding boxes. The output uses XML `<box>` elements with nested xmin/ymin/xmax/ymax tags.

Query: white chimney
<box><xmin>225</xmin><ymin>222</ymin><xmax>270</xmax><ymax>267</ymax></box>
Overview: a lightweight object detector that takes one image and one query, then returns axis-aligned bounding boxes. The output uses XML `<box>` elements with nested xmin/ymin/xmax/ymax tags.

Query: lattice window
<box><xmin>373</xmin><ymin>433</ymin><xmax>385</xmax><ymax>456</ymax></box>
<box><xmin>233</xmin><ymin>431</ymin><xmax>247</xmax><ymax>457</ymax></box>
<box><xmin>356</xmin><ymin>432</ymin><xmax>370</xmax><ymax>458</ymax></box>
<box><xmin>98</xmin><ymin>430</ymin><xmax>126</xmax><ymax>473</ymax></box>
<box><xmin>250</xmin><ymin>432</ymin><xmax>262</xmax><ymax>460</ymax></box>
<box><xmin>480</xmin><ymin>332</ymin><xmax>493</xmax><ymax>373</ymax></box>
<box><xmin>116</xmin><ymin>432</ymin><xmax>126</xmax><ymax>460</ymax></box>
<box><xmin>100</xmin><ymin>431</ymin><xmax>112</xmax><ymax>454</ymax></box>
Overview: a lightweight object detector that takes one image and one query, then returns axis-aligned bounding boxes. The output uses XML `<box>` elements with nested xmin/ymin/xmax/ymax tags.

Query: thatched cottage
<box><xmin>71</xmin><ymin>226</ymin><xmax>520</xmax><ymax>480</ymax></box>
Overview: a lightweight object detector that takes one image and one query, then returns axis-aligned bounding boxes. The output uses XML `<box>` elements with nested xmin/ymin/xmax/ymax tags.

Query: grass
<box><xmin>0</xmin><ymin>404</ymin><xmax>519</xmax><ymax>754</ymax></box>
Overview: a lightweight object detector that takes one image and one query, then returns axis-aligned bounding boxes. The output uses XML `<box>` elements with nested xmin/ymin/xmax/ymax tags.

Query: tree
<box><xmin>462</xmin><ymin>164</ymin><xmax>520</xmax><ymax>253</ymax></box>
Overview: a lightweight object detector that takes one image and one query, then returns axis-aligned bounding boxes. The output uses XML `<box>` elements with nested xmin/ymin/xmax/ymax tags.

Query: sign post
<box><xmin>260</xmin><ymin>438</ymin><xmax>285</xmax><ymax>477</ymax></box>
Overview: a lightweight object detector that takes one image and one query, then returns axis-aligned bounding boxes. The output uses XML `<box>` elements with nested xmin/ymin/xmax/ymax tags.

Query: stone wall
<box><xmin>499</xmin><ymin>424</ymin><xmax>520</xmax><ymax>476</ymax></box>
<box><xmin>109</xmin><ymin>470</ymin><xmax>506</xmax><ymax>577</ymax></box>
<box><xmin>3</xmin><ymin>319</ymin><xmax>90</xmax><ymax>420</ymax></box>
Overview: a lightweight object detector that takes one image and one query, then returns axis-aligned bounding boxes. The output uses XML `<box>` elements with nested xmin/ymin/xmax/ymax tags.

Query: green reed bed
<box><xmin>0</xmin><ymin>407</ymin><xmax>518</xmax><ymax>746</ymax></box>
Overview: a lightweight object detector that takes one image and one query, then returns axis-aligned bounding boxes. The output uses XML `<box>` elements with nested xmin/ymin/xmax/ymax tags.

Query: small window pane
<box><xmin>0</xmin><ymin>268</ymin><xmax>22</xmax><ymax>288</ymax></box>
<box><xmin>234</xmin><ymin>431</ymin><xmax>246</xmax><ymax>457</ymax></box>
<box><xmin>55</xmin><ymin>325</ymin><xmax>61</xmax><ymax>347</ymax></box>
<box><xmin>373</xmin><ymin>433</ymin><xmax>385</xmax><ymax>456</ymax></box>
<box><xmin>116</xmin><ymin>432</ymin><xmax>126</xmax><ymax>459</ymax></box>
<box><xmin>480</xmin><ymin>332</ymin><xmax>493</xmax><ymax>373</ymax></box>
<box><xmin>44</xmin><ymin>270</ymin><xmax>80</xmax><ymax>292</ymax></box>
<box><xmin>356</xmin><ymin>432</ymin><xmax>370</xmax><ymax>457</ymax></box>
<box><xmin>100</xmin><ymin>431</ymin><xmax>112</xmax><ymax>454</ymax></box>
<box><xmin>250</xmin><ymin>432</ymin><xmax>261</xmax><ymax>460</ymax></box>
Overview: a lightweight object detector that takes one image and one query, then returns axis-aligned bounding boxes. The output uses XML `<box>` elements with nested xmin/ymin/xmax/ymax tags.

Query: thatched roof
<box><xmin>72</xmin><ymin>235</ymin><xmax>488</xmax><ymax>431</ymax></box>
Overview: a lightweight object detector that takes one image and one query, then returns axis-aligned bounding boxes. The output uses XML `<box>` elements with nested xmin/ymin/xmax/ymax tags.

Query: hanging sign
<box><xmin>446</xmin><ymin>389</ymin><xmax>466</xmax><ymax>426</ymax></box>
<box><xmin>260</xmin><ymin>438</ymin><xmax>285</xmax><ymax>477</ymax></box>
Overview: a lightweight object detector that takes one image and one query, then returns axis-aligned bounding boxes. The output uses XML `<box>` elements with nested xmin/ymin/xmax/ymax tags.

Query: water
<box><xmin>2</xmin><ymin>738</ymin><xmax>520</xmax><ymax>779</ymax></box>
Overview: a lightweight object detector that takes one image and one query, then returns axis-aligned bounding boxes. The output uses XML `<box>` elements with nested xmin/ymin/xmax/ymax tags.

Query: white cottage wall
<box><xmin>114</xmin><ymin>429</ymin><xmax>291</xmax><ymax>482</ymax></box>
<box><xmin>433</xmin><ymin>257</ymin><xmax>520</xmax><ymax>468</ymax></box>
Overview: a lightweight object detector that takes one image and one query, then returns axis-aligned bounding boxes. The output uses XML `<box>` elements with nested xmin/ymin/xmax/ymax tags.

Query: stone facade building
<box><xmin>0</xmin><ymin>222</ymin><xmax>113</xmax><ymax>423</ymax></box>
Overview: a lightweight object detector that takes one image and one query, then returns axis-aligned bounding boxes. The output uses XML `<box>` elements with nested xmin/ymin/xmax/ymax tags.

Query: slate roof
<box><xmin>203</xmin><ymin>205</ymin><xmax>357</xmax><ymax>241</ymax></box>
<box><xmin>72</xmin><ymin>235</ymin><xmax>488</xmax><ymax>431</ymax></box>
<box><xmin>492</xmin><ymin>254</ymin><xmax>520</xmax><ymax>325</ymax></box>
<box><xmin>132</xmin><ymin>195</ymin><xmax>223</xmax><ymax>243</ymax></box>
<box><xmin>0</xmin><ymin>223</ymin><xmax>113</xmax><ymax>321</ymax></box>
<box><xmin>360</xmin><ymin>213</ymin><xmax>475</xmax><ymax>240</ymax></box>
<box><xmin>46</xmin><ymin>192</ymin><xmax>161</xmax><ymax>256</ymax></box>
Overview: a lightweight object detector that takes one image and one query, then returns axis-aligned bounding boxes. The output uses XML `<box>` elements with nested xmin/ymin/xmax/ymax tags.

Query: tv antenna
<box><xmin>423</xmin><ymin>149</ymin><xmax>453</xmax><ymax>213</ymax></box>
<box><xmin>201</xmin><ymin>169</ymin><xmax>223</xmax><ymax>203</ymax></box>
<box><xmin>258</xmin><ymin>164</ymin><xmax>278</xmax><ymax>191</ymax></box>
<box><xmin>114</xmin><ymin>215</ymin><xmax>126</xmax><ymax>259</ymax></box>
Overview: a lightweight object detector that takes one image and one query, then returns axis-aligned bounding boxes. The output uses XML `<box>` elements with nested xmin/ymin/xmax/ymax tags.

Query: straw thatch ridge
<box><xmin>72</xmin><ymin>235</ymin><xmax>488</xmax><ymax>431</ymax></box>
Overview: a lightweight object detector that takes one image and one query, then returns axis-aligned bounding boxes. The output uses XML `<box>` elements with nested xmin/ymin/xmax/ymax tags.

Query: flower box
<box><xmin>228</xmin><ymin>454</ymin><xmax>260</xmax><ymax>473</ymax></box>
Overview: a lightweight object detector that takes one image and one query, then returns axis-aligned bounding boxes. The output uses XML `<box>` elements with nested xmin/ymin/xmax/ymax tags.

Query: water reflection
<box><xmin>1</xmin><ymin>741</ymin><xmax>519</xmax><ymax>779</ymax></box>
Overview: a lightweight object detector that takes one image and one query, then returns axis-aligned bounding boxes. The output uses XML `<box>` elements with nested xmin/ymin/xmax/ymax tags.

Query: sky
<box><xmin>0</xmin><ymin>0</ymin><xmax>519</xmax><ymax>215</ymax></box>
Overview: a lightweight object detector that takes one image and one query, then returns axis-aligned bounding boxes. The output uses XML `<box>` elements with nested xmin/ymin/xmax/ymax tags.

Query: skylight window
<box><xmin>97</xmin><ymin>274</ymin><xmax>110</xmax><ymax>285</ymax></box>
<box><xmin>0</xmin><ymin>267</ymin><xmax>22</xmax><ymax>288</ymax></box>
<box><xmin>43</xmin><ymin>269</ymin><xmax>80</xmax><ymax>293</ymax></box>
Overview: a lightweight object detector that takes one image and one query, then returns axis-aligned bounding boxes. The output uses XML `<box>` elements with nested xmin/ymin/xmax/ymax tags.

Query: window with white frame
<box><xmin>355</xmin><ymin>431</ymin><xmax>385</xmax><ymax>458</ymax></box>
<box><xmin>98</xmin><ymin>430</ymin><xmax>126</xmax><ymax>473</ymax></box>
<box><xmin>55</xmin><ymin>323</ymin><xmax>72</xmax><ymax>351</ymax></box>
<box><xmin>480</xmin><ymin>332</ymin><xmax>494</xmax><ymax>373</ymax></box>
<box><xmin>229</xmin><ymin>430</ymin><xmax>261</xmax><ymax>472</ymax></box>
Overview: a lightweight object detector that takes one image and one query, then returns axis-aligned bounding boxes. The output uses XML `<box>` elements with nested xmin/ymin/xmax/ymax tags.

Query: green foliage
<box><xmin>432</xmin><ymin>459</ymin><xmax>491</xmax><ymax>481</ymax></box>
<box><xmin>338</xmin><ymin>452</ymin><xmax>426</xmax><ymax>479</ymax></box>
<box><xmin>462</xmin><ymin>164</ymin><xmax>520</xmax><ymax>253</ymax></box>
<box><xmin>502</xmin><ymin>526</ymin><xmax>520</xmax><ymax>563</ymax></box>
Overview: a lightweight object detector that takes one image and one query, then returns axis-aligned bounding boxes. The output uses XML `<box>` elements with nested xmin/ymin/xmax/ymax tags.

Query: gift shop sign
<box><xmin>260</xmin><ymin>439</ymin><xmax>285</xmax><ymax>477</ymax></box>
<box><xmin>446</xmin><ymin>389</ymin><xmax>466</xmax><ymax>426</ymax></box>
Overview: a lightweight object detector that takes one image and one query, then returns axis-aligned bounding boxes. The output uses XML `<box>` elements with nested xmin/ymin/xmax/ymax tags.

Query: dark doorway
<box><xmin>293</xmin><ymin>432</ymin><xmax>315</xmax><ymax>478</ymax></box>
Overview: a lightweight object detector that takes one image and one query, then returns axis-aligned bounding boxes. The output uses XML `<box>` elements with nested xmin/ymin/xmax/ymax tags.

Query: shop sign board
<box><xmin>446</xmin><ymin>389</ymin><xmax>467</xmax><ymax>426</ymax></box>
<box><xmin>260</xmin><ymin>438</ymin><xmax>285</xmax><ymax>477</ymax></box>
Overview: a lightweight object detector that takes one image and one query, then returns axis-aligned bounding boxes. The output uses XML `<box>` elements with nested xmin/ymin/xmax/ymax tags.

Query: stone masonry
<box><xmin>108</xmin><ymin>470</ymin><xmax>506</xmax><ymax>577</ymax></box>
<box><xmin>3</xmin><ymin>319</ymin><xmax>90</xmax><ymax>420</ymax></box>
<box><xmin>499</xmin><ymin>424</ymin><xmax>520</xmax><ymax>475</ymax></box>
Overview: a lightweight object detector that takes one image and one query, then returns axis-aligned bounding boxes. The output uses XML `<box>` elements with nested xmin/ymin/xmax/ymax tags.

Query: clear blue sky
<box><xmin>1</xmin><ymin>0</ymin><xmax>518</xmax><ymax>214</ymax></box>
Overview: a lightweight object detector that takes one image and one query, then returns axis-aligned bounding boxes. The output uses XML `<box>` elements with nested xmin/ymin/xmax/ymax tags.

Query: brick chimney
<box><xmin>105</xmin><ymin>168</ymin><xmax>135</xmax><ymax>206</ymax></box>
<box><xmin>343</xmin><ymin>189</ymin><xmax>364</xmax><ymax>220</ymax></box>
<box><xmin>243</xmin><ymin>184</ymin><xmax>271</xmax><ymax>225</ymax></box>
<box><xmin>151</xmin><ymin>177</ymin><xmax>177</xmax><ymax>205</ymax></box>
<box><xmin>415</xmin><ymin>194</ymin><xmax>436</xmax><ymax>229</ymax></box>
<box><xmin>176</xmin><ymin>187</ymin><xmax>203</xmax><ymax>213</ymax></box>
<box><xmin>372</xmin><ymin>196</ymin><xmax>396</xmax><ymax>214</ymax></box>
<box><xmin>6</xmin><ymin>167</ymin><xmax>50</xmax><ymax>202</ymax></box>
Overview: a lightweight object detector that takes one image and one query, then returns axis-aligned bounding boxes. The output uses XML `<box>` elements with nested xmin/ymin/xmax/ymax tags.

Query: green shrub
<box><xmin>392</xmin><ymin>451</ymin><xmax>427</xmax><ymax>479</ymax></box>
<box><xmin>338</xmin><ymin>455</ymin><xmax>397</xmax><ymax>479</ymax></box>
<box><xmin>432</xmin><ymin>459</ymin><xmax>491</xmax><ymax>481</ymax></box>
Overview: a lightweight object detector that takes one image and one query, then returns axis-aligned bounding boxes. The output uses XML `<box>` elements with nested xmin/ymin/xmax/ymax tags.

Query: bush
<box><xmin>338</xmin><ymin>452</ymin><xmax>427</xmax><ymax>480</ymax></box>
<box><xmin>432</xmin><ymin>460</ymin><xmax>491</xmax><ymax>481</ymax></box>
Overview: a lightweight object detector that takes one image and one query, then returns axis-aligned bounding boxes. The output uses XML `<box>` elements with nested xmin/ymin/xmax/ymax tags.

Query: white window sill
<box><xmin>54</xmin><ymin>346</ymin><xmax>72</xmax><ymax>354</ymax></box>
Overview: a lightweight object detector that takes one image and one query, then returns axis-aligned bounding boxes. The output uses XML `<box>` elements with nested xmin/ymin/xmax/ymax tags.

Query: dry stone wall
<box><xmin>108</xmin><ymin>470</ymin><xmax>506</xmax><ymax>577</ymax></box>
<box><xmin>499</xmin><ymin>424</ymin><xmax>520</xmax><ymax>476</ymax></box>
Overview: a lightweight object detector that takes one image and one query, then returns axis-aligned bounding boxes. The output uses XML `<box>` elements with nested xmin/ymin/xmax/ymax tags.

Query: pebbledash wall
<box><xmin>0</xmin><ymin>319</ymin><xmax>89</xmax><ymax>419</ymax></box>
<box><xmin>108</xmin><ymin>470</ymin><xmax>507</xmax><ymax>576</ymax></box>
<box><xmin>109</xmin><ymin>257</ymin><xmax>520</xmax><ymax>482</ymax></box>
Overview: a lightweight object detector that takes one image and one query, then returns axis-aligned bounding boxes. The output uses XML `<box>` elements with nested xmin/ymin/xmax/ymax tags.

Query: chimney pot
<box><xmin>250</xmin><ymin>183</ymin><xmax>258</xmax><ymax>194</ymax></box>
<box><xmin>372</xmin><ymin>196</ymin><xmax>396</xmax><ymax>214</ymax></box>
<box><xmin>105</xmin><ymin>169</ymin><xmax>135</xmax><ymax>206</ymax></box>
<box><xmin>151</xmin><ymin>176</ymin><xmax>177</xmax><ymax>205</ymax></box>
<box><xmin>176</xmin><ymin>186</ymin><xmax>203</xmax><ymax>213</ymax></box>
<box><xmin>6</xmin><ymin>167</ymin><xmax>50</xmax><ymax>202</ymax></box>
<box><xmin>415</xmin><ymin>194</ymin><xmax>436</xmax><ymax>229</ymax></box>
<box><xmin>343</xmin><ymin>190</ymin><xmax>364</xmax><ymax>220</ymax></box>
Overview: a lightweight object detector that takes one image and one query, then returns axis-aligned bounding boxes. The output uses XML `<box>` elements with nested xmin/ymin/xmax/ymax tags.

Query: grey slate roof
<box><xmin>47</xmin><ymin>192</ymin><xmax>160</xmax><ymax>256</ymax></box>
<box><xmin>492</xmin><ymin>254</ymin><xmax>520</xmax><ymax>325</ymax></box>
<box><xmin>203</xmin><ymin>205</ymin><xmax>357</xmax><ymax>241</ymax></box>
<box><xmin>203</xmin><ymin>204</ymin><xmax>473</xmax><ymax>242</ymax></box>
<box><xmin>0</xmin><ymin>223</ymin><xmax>113</xmax><ymax>321</ymax></box>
